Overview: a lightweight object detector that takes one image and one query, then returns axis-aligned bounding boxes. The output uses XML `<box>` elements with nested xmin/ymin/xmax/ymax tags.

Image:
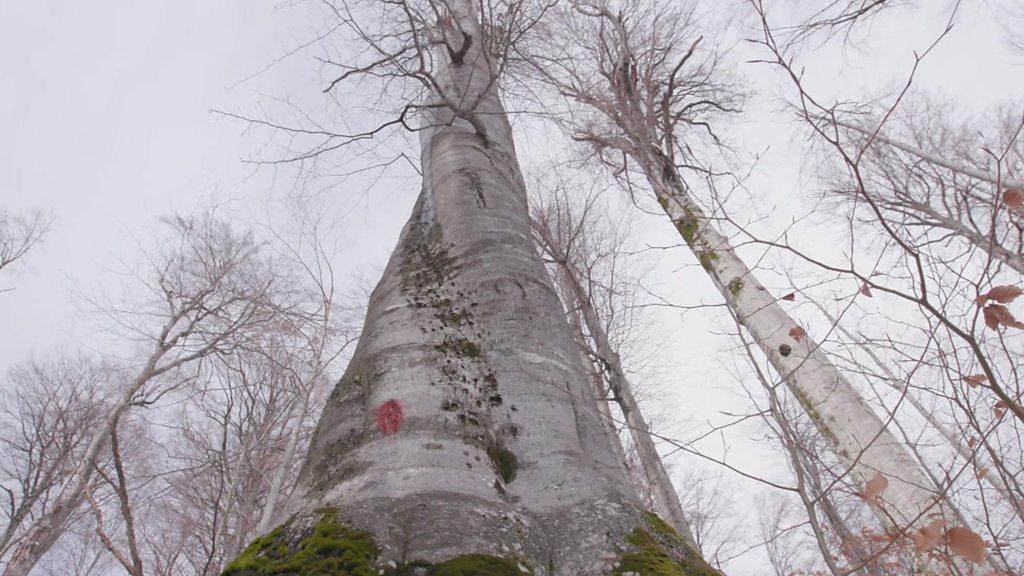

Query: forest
<box><xmin>1</xmin><ymin>0</ymin><xmax>1023</xmax><ymax>574</ymax></box>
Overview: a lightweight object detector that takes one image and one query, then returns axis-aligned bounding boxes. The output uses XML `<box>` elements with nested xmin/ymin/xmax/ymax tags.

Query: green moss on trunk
<box><xmin>429</xmin><ymin>554</ymin><xmax>527</xmax><ymax>575</ymax></box>
<box><xmin>389</xmin><ymin>554</ymin><xmax>528</xmax><ymax>576</ymax></box>
<box><xmin>223</xmin><ymin>510</ymin><xmax>529</xmax><ymax>576</ymax></box>
<box><xmin>223</xmin><ymin>506</ymin><xmax>712</xmax><ymax>576</ymax></box>
<box><xmin>613</xmin><ymin>512</ymin><xmax>722</xmax><ymax>576</ymax></box>
<box><xmin>221</xmin><ymin>508</ymin><xmax>378</xmax><ymax>576</ymax></box>
<box><xmin>486</xmin><ymin>444</ymin><xmax>518</xmax><ymax>484</ymax></box>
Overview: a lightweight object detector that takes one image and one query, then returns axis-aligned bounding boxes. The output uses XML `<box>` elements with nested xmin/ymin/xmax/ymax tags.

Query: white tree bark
<box><xmin>834</xmin><ymin>118</ymin><xmax>1024</xmax><ymax>191</ymax></box>
<box><xmin>636</xmin><ymin>149</ymin><xmax>943</xmax><ymax>533</ymax></box>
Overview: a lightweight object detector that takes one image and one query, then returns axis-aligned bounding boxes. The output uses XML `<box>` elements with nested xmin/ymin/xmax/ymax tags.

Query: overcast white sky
<box><xmin>1</xmin><ymin>1</ymin><xmax>1023</xmax><ymax>573</ymax></box>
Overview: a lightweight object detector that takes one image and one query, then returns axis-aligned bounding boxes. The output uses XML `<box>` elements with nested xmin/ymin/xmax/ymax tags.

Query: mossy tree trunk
<box><xmin>224</xmin><ymin>2</ymin><xmax>722</xmax><ymax>575</ymax></box>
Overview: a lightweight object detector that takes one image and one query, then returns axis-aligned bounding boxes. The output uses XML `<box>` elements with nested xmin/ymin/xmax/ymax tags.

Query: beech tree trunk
<box><xmin>557</xmin><ymin>275</ymin><xmax>635</xmax><ymax>479</ymax></box>
<box><xmin>543</xmin><ymin>237</ymin><xmax>697</xmax><ymax>547</ymax></box>
<box><xmin>636</xmin><ymin>149</ymin><xmax>943</xmax><ymax>533</ymax></box>
<box><xmin>241</xmin><ymin>4</ymin><xmax>717</xmax><ymax>574</ymax></box>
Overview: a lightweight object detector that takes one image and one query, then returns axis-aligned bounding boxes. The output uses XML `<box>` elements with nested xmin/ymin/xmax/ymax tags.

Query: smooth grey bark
<box><xmin>541</xmin><ymin>233</ymin><xmax>697</xmax><ymax>547</ymax></box>
<box><xmin>556</xmin><ymin>273</ymin><xmax>634</xmax><ymax>479</ymax></box>
<box><xmin>268</xmin><ymin>4</ymin><xmax>689</xmax><ymax>573</ymax></box>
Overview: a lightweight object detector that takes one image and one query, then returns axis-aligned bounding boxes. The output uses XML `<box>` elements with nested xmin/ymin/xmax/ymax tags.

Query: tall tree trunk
<box><xmin>834</xmin><ymin>119</ymin><xmax>1024</xmax><ymax>191</ymax></box>
<box><xmin>557</xmin><ymin>276</ymin><xmax>634</xmax><ymax>480</ymax></box>
<box><xmin>229</xmin><ymin>3</ymin><xmax>718</xmax><ymax>574</ymax></box>
<box><xmin>897</xmin><ymin>199</ymin><xmax>1024</xmax><ymax>275</ymax></box>
<box><xmin>637</xmin><ymin>149</ymin><xmax>942</xmax><ymax>533</ymax></box>
<box><xmin>543</xmin><ymin>237</ymin><xmax>697</xmax><ymax>547</ymax></box>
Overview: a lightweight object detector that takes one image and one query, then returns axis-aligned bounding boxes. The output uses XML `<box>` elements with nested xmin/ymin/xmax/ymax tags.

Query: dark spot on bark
<box><xmin>457</xmin><ymin>167</ymin><xmax>486</xmax><ymax>208</ymax></box>
<box><xmin>487</xmin><ymin>444</ymin><xmax>518</xmax><ymax>484</ymax></box>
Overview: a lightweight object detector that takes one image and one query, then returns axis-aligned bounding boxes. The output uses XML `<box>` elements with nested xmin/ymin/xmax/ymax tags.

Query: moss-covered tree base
<box><xmin>221</xmin><ymin>508</ymin><xmax>531</xmax><ymax>576</ymax></box>
<box><xmin>612</xmin><ymin>512</ymin><xmax>722</xmax><ymax>576</ymax></box>
<box><xmin>222</xmin><ymin>508</ymin><xmax>717</xmax><ymax>576</ymax></box>
<box><xmin>221</xmin><ymin>508</ymin><xmax>380</xmax><ymax>576</ymax></box>
<box><xmin>392</xmin><ymin>555</ymin><xmax>527</xmax><ymax>576</ymax></box>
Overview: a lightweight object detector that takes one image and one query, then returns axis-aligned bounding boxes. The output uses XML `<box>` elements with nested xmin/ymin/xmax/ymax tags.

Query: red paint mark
<box><xmin>375</xmin><ymin>399</ymin><xmax>404</xmax><ymax>435</ymax></box>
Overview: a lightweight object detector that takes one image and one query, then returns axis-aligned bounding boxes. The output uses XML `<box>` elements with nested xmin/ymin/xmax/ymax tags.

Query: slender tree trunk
<box><xmin>108</xmin><ymin>422</ymin><xmax>145</xmax><ymax>576</ymax></box>
<box><xmin>586</xmin><ymin>367</ymin><xmax>635</xmax><ymax>480</ymax></box>
<box><xmin>545</xmin><ymin>240</ymin><xmax>697</xmax><ymax>547</ymax></box>
<box><xmin>906</xmin><ymin>201</ymin><xmax>1024</xmax><ymax>275</ymax></box>
<box><xmin>240</xmin><ymin>4</ymin><xmax>717</xmax><ymax>574</ymax></box>
<box><xmin>834</xmin><ymin>119</ymin><xmax>1024</xmax><ymax>191</ymax></box>
<box><xmin>255</xmin><ymin>385</ymin><xmax>310</xmax><ymax>534</ymax></box>
<box><xmin>556</xmin><ymin>276</ymin><xmax>634</xmax><ymax>479</ymax></box>
<box><xmin>815</xmin><ymin>302</ymin><xmax>1024</xmax><ymax>521</ymax></box>
<box><xmin>636</xmin><ymin>149</ymin><xmax>942</xmax><ymax>533</ymax></box>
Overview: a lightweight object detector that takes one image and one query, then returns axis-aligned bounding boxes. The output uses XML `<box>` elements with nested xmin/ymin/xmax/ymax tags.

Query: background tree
<box><xmin>0</xmin><ymin>356</ymin><xmax>110</xmax><ymax>561</ymax></box>
<box><xmin>521</xmin><ymin>3</ymin><xmax>962</xmax><ymax>567</ymax></box>
<box><xmin>0</xmin><ymin>210</ymin><xmax>50</xmax><ymax>292</ymax></box>
<box><xmin>3</xmin><ymin>211</ymin><xmax>279</xmax><ymax>576</ymax></box>
<box><xmin>531</xmin><ymin>178</ymin><xmax>696</xmax><ymax>544</ymax></box>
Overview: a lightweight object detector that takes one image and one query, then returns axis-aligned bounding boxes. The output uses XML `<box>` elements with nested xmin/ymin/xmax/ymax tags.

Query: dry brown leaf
<box><xmin>947</xmin><ymin>526</ymin><xmax>987</xmax><ymax>564</ymax></box>
<box><xmin>995</xmin><ymin>400</ymin><xmax>1008</xmax><ymax>419</ymax></box>
<box><xmin>986</xmin><ymin>285</ymin><xmax>1023</xmax><ymax>304</ymax></box>
<box><xmin>983</xmin><ymin>304</ymin><xmax>1024</xmax><ymax>330</ymax></box>
<box><xmin>962</xmin><ymin>374</ymin><xmax>987</xmax><ymax>389</ymax></box>
<box><xmin>910</xmin><ymin>520</ymin><xmax>945</xmax><ymax>553</ymax></box>
<box><xmin>781</xmin><ymin>292</ymin><xmax>796</xmax><ymax>301</ymax></box>
<box><xmin>860</xmin><ymin>283</ymin><xmax>873</xmax><ymax>297</ymax></box>
<box><xmin>860</xmin><ymin>472</ymin><xmax>888</xmax><ymax>506</ymax></box>
<box><xmin>1004</xmin><ymin>188</ymin><xmax>1024</xmax><ymax>212</ymax></box>
<box><xmin>984</xmin><ymin>306</ymin><xmax>1000</xmax><ymax>330</ymax></box>
<box><xmin>866</xmin><ymin>531</ymin><xmax>892</xmax><ymax>543</ymax></box>
<box><xmin>788</xmin><ymin>326</ymin><xmax>806</xmax><ymax>342</ymax></box>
